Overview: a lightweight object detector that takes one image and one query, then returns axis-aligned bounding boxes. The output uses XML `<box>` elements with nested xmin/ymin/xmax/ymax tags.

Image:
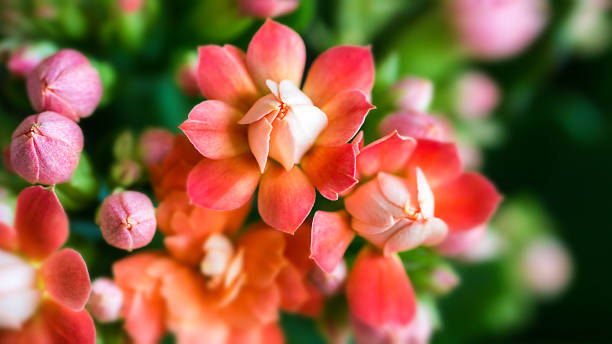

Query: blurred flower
<box><xmin>238</xmin><ymin>0</ymin><xmax>299</xmax><ymax>18</ymax></box>
<box><xmin>454</xmin><ymin>71</ymin><xmax>500</xmax><ymax>119</ymax></box>
<box><xmin>181</xmin><ymin>19</ymin><xmax>374</xmax><ymax>233</ymax></box>
<box><xmin>392</xmin><ymin>77</ymin><xmax>434</xmax><ymax>112</ymax></box>
<box><xmin>10</xmin><ymin>111</ymin><xmax>84</xmax><ymax>185</ymax></box>
<box><xmin>6</xmin><ymin>42</ymin><xmax>57</xmax><ymax>78</ymax></box>
<box><xmin>119</xmin><ymin>0</ymin><xmax>145</xmax><ymax>13</ymax></box>
<box><xmin>449</xmin><ymin>0</ymin><xmax>549</xmax><ymax>60</ymax></box>
<box><xmin>176</xmin><ymin>52</ymin><xmax>200</xmax><ymax>97</ymax></box>
<box><xmin>88</xmin><ymin>277</ymin><xmax>123</xmax><ymax>323</ymax></box>
<box><xmin>309</xmin><ymin>260</ymin><xmax>347</xmax><ymax>296</ymax></box>
<box><xmin>139</xmin><ymin>128</ymin><xmax>174</xmax><ymax>167</ymax></box>
<box><xmin>98</xmin><ymin>191</ymin><xmax>157</xmax><ymax>251</ymax></box>
<box><xmin>0</xmin><ymin>186</ymin><xmax>93</xmax><ymax>343</ymax></box>
<box><xmin>567</xmin><ymin>0</ymin><xmax>611</xmax><ymax>54</ymax></box>
<box><xmin>379</xmin><ymin>110</ymin><xmax>450</xmax><ymax>142</ymax></box>
<box><xmin>521</xmin><ymin>237</ymin><xmax>572</xmax><ymax>297</ymax></box>
<box><xmin>27</xmin><ymin>49</ymin><xmax>102</xmax><ymax>122</ymax></box>
<box><xmin>111</xmin><ymin>159</ymin><xmax>142</xmax><ymax>187</ymax></box>
<box><xmin>0</xmin><ymin>188</ymin><xmax>15</xmax><ymax>226</ymax></box>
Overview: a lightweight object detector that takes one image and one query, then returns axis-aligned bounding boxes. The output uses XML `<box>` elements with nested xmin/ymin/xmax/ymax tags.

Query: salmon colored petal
<box><xmin>34</xmin><ymin>299</ymin><xmax>96</xmax><ymax>344</ymax></box>
<box><xmin>346</xmin><ymin>248</ymin><xmax>416</xmax><ymax>328</ymax></box>
<box><xmin>15</xmin><ymin>186</ymin><xmax>68</xmax><ymax>260</ymax></box>
<box><xmin>41</xmin><ymin>248</ymin><xmax>91</xmax><ymax>311</ymax></box>
<box><xmin>318</xmin><ymin>90</ymin><xmax>374</xmax><ymax>146</ymax></box>
<box><xmin>112</xmin><ymin>252</ymin><xmax>164</xmax><ymax>291</ymax></box>
<box><xmin>124</xmin><ymin>292</ymin><xmax>167</xmax><ymax>344</ymax></box>
<box><xmin>187</xmin><ymin>155</ymin><xmax>260</xmax><ymax>211</ymax></box>
<box><xmin>277</xmin><ymin>263</ymin><xmax>309</xmax><ymax>312</ymax></box>
<box><xmin>180</xmin><ymin>100</ymin><xmax>248</xmax><ymax>159</ymax></box>
<box><xmin>283</xmin><ymin>222</ymin><xmax>314</xmax><ymax>275</ymax></box>
<box><xmin>357</xmin><ymin>131</ymin><xmax>416</xmax><ymax>178</ymax></box>
<box><xmin>197</xmin><ymin>45</ymin><xmax>259</xmax><ymax>112</ymax></box>
<box><xmin>248</xmin><ymin>114</ymin><xmax>274</xmax><ymax>172</ymax></box>
<box><xmin>239</xmin><ymin>94</ymin><xmax>279</xmax><ymax>124</ymax></box>
<box><xmin>383</xmin><ymin>218</ymin><xmax>448</xmax><ymax>255</ymax></box>
<box><xmin>344</xmin><ymin>178</ymin><xmax>403</xmax><ymax>230</ymax></box>
<box><xmin>0</xmin><ymin>222</ymin><xmax>17</xmax><ymax>251</ymax></box>
<box><xmin>405</xmin><ymin>139</ymin><xmax>462</xmax><ymax>187</ymax></box>
<box><xmin>301</xmin><ymin>143</ymin><xmax>358</xmax><ymax>201</ymax></box>
<box><xmin>311</xmin><ymin>211</ymin><xmax>354</xmax><ymax>273</ymax></box>
<box><xmin>164</xmin><ymin>235</ymin><xmax>205</xmax><ymax>266</ymax></box>
<box><xmin>303</xmin><ymin>46</ymin><xmax>374</xmax><ymax>107</ymax></box>
<box><xmin>258</xmin><ymin>165</ymin><xmax>315</xmax><ymax>233</ymax></box>
<box><xmin>434</xmin><ymin>172</ymin><xmax>502</xmax><ymax>232</ymax></box>
<box><xmin>241</xmin><ymin>226</ymin><xmax>287</xmax><ymax>287</ymax></box>
<box><xmin>247</xmin><ymin>19</ymin><xmax>306</xmax><ymax>91</ymax></box>
<box><xmin>224</xmin><ymin>285</ymin><xmax>280</xmax><ymax>328</ymax></box>
<box><xmin>297</xmin><ymin>282</ymin><xmax>324</xmax><ymax>317</ymax></box>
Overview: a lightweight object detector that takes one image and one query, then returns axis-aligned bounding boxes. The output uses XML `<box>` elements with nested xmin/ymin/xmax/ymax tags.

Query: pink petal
<box><xmin>246</xmin><ymin>19</ymin><xmax>306</xmax><ymax>91</ymax></box>
<box><xmin>379</xmin><ymin>110</ymin><xmax>448</xmax><ymax>141</ymax></box>
<box><xmin>187</xmin><ymin>155</ymin><xmax>260</xmax><ymax>211</ymax></box>
<box><xmin>0</xmin><ymin>222</ymin><xmax>17</xmax><ymax>251</ymax></box>
<box><xmin>258</xmin><ymin>164</ymin><xmax>315</xmax><ymax>233</ymax></box>
<box><xmin>344</xmin><ymin>178</ymin><xmax>403</xmax><ymax>230</ymax></box>
<box><xmin>41</xmin><ymin>248</ymin><xmax>91</xmax><ymax>311</ymax></box>
<box><xmin>383</xmin><ymin>218</ymin><xmax>448</xmax><ymax>255</ymax></box>
<box><xmin>15</xmin><ymin>186</ymin><xmax>68</xmax><ymax>260</ymax></box>
<box><xmin>301</xmin><ymin>143</ymin><xmax>358</xmax><ymax>200</ymax></box>
<box><xmin>180</xmin><ymin>100</ymin><xmax>248</xmax><ymax>159</ymax></box>
<box><xmin>35</xmin><ymin>299</ymin><xmax>96</xmax><ymax>344</ymax></box>
<box><xmin>303</xmin><ymin>46</ymin><xmax>374</xmax><ymax>107</ymax></box>
<box><xmin>346</xmin><ymin>248</ymin><xmax>416</xmax><ymax>328</ymax></box>
<box><xmin>357</xmin><ymin>131</ymin><xmax>416</xmax><ymax>178</ymax></box>
<box><xmin>311</xmin><ymin>211</ymin><xmax>355</xmax><ymax>273</ymax></box>
<box><xmin>123</xmin><ymin>292</ymin><xmax>167</xmax><ymax>344</ymax></box>
<box><xmin>405</xmin><ymin>139</ymin><xmax>462</xmax><ymax>187</ymax></box>
<box><xmin>197</xmin><ymin>45</ymin><xmax>259</xmax><ymax>112</ymax></box>
<box><xmin>318</xmin><ymin>89</ymin><xmax>374</xmax><ymax>146</ymax></box>
<box><xmin>248</xmin><ymin>115</ymin><xmax>274</xmax><ymax>172</ymax></box>
<box><xmin>44</xmin><ymin>63</ymin><xmax>103</xmax><ymax>120</ymax></box>
<box><xmin>434</xmin><ymin>172</ymin><xmax>502</xmax><ymax>232</ymax></box>
<box><xmin>238</xmin><ymin>0</ymin><xmax>299</xmax><ymax>18</ymax></box>
<box><xmin>238</xmin><ymin>94</ymin><xmax>279</xmax><ymax>124</ymax></box>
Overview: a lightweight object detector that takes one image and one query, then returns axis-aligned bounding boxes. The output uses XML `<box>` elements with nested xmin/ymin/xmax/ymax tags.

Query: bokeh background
<box><xmin>1</xmin><ymin>0</ymin><xmax>611</xmax><ymax>343</ymax></box>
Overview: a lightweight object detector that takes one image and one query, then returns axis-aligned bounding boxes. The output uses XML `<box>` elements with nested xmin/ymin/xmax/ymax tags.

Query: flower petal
<box><xmin>433</xmin><ymin>172</ymin><xmax>502</xmax><ymax>232</ymax></box>
<box><xmin>35</xmin><ymin>299</ymin><xmax>96</xmax><ymax>344</ymax></box>
<box><xmin>258</xmin><ymin>164</ymin><xmax>315</xmax><ymax>233</ymax></box>
<box><xmin>405</xmin><ymin>139</ymin><xmax>462</xmax><ymax>187</ymax></box>
<box><xmin>357</xmin><ymin>131</ymin><xmax>416</xmax><ymax>178</ymax></box>
<box><xmin>187</xmin><ymin>155</ymin><xmax>260</xmax><ymax>211</ymax></box>
<box><xmin>311</xmin><ymin>210</ymin><xmax>354</xmax><ymax>273</ymax></box>
<box><xmin>15</xmin><ymin>186</ymin><xmax>68</xmax><ymax>260</ymax></box>
<box><xmin>303</xmin><ymin>46</ymin><xmax>374</xmax><ymax>107</ymax></box>
<box><xmin>277</xmin><ymin>263</ymin><xmax>309</xmax><ymax>312</ymax></box>
<box><xmin>248</xmin><ymin>114</ymin><xmax>274</xmax><ymax>172</ymax></box>
<box><xmin>247</xmin><ymin>19</ymin><xmax>306</xmax><ymax>91</ymax></box>
<box><xmin>197</xmin><ymin>45</ymin><xmax>259</xmax><ymax>112</ymax></box>
<box><xmin>344</xmin><ymin>178</ymin><xmax>402</xmax><ymax>230</ymax></box>
<box><xmin>40</xmin><ymin>248</ymin><xmax>91</xmax><ymax>311</ymax></box>
<box><xmin>346</xmin><ymin>248</ymin><xmax>416</xmax><ymax>328</ymax></box>
<box><xmin>240</xmin><ymin>226</ymin><xmax>287</xmax><ymax>288</ymax></box>
<box><xmin>0</xmin><ymin>289</ymin><xmax>41</xmax><ymax>330</ymax></box>
<box><xmin>238</xmin><ymin>94</ymin><xmax>279</xmax><ymax>124</ymax></box>
<box><xmin>383</xmin><ymin>218</ymin><xmax>448</xmax><ymax>255</ymax></box>
<box><xmin>180</xmin><ymin>100</ymin><xmax>248</xmax><ymax>159</ymax></box>
<box><xmin>318</xmin><ymin>89</ymin><xmax>374</xmax><ymax>146</ymax></box>
<box><xmin>301</xmin><ymin>143</ymin><xmax>358</xmax><ymax>201</ymax></box>
<box><xmin>0</xmin><ymin>222</ymin><xmax>17</xmax><ymax>251</ymax></box>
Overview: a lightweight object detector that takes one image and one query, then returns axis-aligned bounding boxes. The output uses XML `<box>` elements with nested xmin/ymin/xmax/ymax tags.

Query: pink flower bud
<box><xmin>521</xmin><ymin>238</ymin><xmax>572</xmax><ymax>297</ymax></box>
<box><xmin>119</xmin><ymin>0</ymin><xmax>144</xmax><ymax>13</ymax></box>
<box><xmin>450</xmin><ymin>0</ymin><xmax>549</xmax><ymax>60</ymax></box>
<box><xmin>88</xmin><ymin>277</ymin><xmax>123</xmax><ymax>323</ymax></box>
<box><xmin>239</xmin><ymin>0</ymin><xmax>299</xmax><ymax>18</ymax></box>
<box><xmin>10</xmin><ymin>112</ymin><xmax>84</xmax><ymax>185</ymax></box>
<box><xmin>176</xmin><ymin>53</ymin><xmax>200</xmax><ymax>97</ymax></box>
<box><xmin>7</xmin><ymin>42</ymin><xmax>57</xmax><ymax>78</ymax></box>
<box><xmin>455</xmin><ymin>71</ymin><xmax>500</xmax><ymax>119</ymax></box>
<box><xmin>392</xmin><ymin>77</ymin><xmax>434</xmax><ymax>112</ymax></box>
<box><xmin>139</xmin><ymin>128</ymin><xmax>174</xmax><ymax>166</ymax></box>
<box><xmin>309</xmin><ymin>259</ymin><xmax>347</xmax><ymax>295</ymax></box>
<box><xmin>429</xmin><ymin>266</ymin><xmax>460</xmax><ymax>294</ymax></box>
<box><xmin>98</xmin><ymin>191</ymin><xmax>156</xmax><ymax>251</ymax></box>
<box><xmin>26</xmin><ymin>49</ymin><xmax>102</xmax><ymax>122</ymax></box>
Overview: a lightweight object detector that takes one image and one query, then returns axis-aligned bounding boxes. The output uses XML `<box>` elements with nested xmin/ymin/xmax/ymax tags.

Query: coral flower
<box><xmin>0</xmin><ymin>186</ymin><xmax>94</xmax><ymax>343</ymax></box>
<box><xmin>238</xmin><ymin>0</ymin><xmax>299</xmax><ymax>18</ymax></box>
<box><xmin>180</xmin><ymin>19</ymin><xmax>374</xmax><ymax>233</ymax></box>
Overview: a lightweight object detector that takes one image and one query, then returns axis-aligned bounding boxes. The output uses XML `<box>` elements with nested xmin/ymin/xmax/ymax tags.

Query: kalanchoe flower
<box><xmin>10</xmin><ymin>111</ymin><xmax>84</xmax><ymax>185</ymax></box>
<box><xmin>139</xmin><ymin>128</ymin><xmax>174</xmax><ymax>167</ymax></box>
<box><xmin>27</xmin><ymin>49</ymin><xmax>103</xmax><ymax>122</ymax></box>
<box><xmin>180</xmin><ymin>19</ymin><xmax>374</xmax><ymax>233</ymax></box>
<box><xmin>521</xmin><ymin>237</ymin><xmax>572</xmax><ymax>297</ymax></box>
<box><xmin>392</xmin><ymin>77</ymin><xmax>434</xmax><ymax>112</ymax></box>
<box><xmin>98</xmin><ymin>191</ymin><xmax>157</xmax><ymax>251</ymax></box>
<box><xmin>454</xmin><ymin>70</ymin><xmax>500</xmax><ymax>119</ymax></box>
<box><xmin>238</xmin><ymin>0</ymin><xmax>299</xmax><ymax>18</ymax></box>
<box><xmin>7</xmin><ymin>42</ymin><xmax>57</xmax><ymax>78</ymax></box>
<box><xmin>0</xmin><ymin>186</ymin><xmax>94</xmax><ymax>343</ymax></box>
<box><xmin>88</xmin><ymin>277</ymin><xmax>123</xmax><ymax>323</ymax></box>
<box><xmin>449</xmin><ymin>0</ymin><xmax>549</xmax><ymax>60</ymax></box>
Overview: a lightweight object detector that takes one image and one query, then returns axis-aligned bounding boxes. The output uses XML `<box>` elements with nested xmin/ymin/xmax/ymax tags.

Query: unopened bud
<box><xmin>111</xmin><ymin>160</ymin><xmax>142</xmax><ymax>187</ymax></box>
<box><xmin>176</xmin><ymin>52</ymin><xmax>200</xmax><ymax>97</ymax></box>
<box><xmin>88</xmin><ymin>277</ymin><xmax>123</xmax><ymax>323</ymax></box>
<box><xmin>521</xmin><ymin>238</ymin><xmax>572</xmax><ymax>297</ymax></box>
<box><xmin>392</xmin><ymin>77</ymin><xmax>434</xmax><ymax>112</ymax></box>
<box><xmin>139</xmin><ymin>128</ymin><xmax>173</xmax><ymax>166</ymax></box>
<box><xmin>238</xmin><ymin>0</ymin><xmax>299</xmax><ymax>18</ymax></box>
<box><xmin>7</xmin><ymin>42</ymin><xmax>57</xmax><ymax>78</ymax></box>
<box><xmin>455</xmin><ymin>71</ymin><xmax>499</xmax><ymax>119</ymax></box>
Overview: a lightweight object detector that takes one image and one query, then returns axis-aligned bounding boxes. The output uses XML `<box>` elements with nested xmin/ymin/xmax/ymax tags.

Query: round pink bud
<box><xmin>26</xmin><ymin>49</ymin><xmax>102</xmax><ymax>122</ymax></box>
<box><xmin>98</xmin><ymin>191</ymin><xmax>156</xmax><ymax>251</ymax></box>
<box><xmin>10</xmin><ymin>112</ymin><xmax>84</xmax><ymax>185</ymax></box>
<box><xmin>88</xmin><ymin>277</ymin><xmax>123</xmax><ymax>323</ymax></box>
<box><xmin>7</xmin><ymin>42</ymin><xmax>57</xmax><ymax>78</ymax></box>
<box><xmin>455</xmin><ymin>71</ymin><xmax>500</xmax><ymax>119</ymax></box>
<box><xmin>521</xmin><ymin>238</ymin><xmax>572</xmax><ymax>297</ymax></box>
<box><xmin>392</xmin><ymin>77</ymin><xmax>434</xmax><ymax>112</ymax></box>
<box><xmin>138</xmin><ymin>128</ymin><xmax>174</xmax><ymax>166</ymax></box>
<box><xmin>239</xmin><ymin>0</ymin><xmax>299</xmax><ymax>18</ymax></box>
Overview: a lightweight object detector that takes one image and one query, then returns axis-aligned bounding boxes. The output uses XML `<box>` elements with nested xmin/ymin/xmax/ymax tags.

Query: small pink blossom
<box><xmin>98</xmin><ymin>191</ymin><xmax>157</xmax><ymax>251</ymax></box>
<box><xmin>239</xmin><ymin>0</ymin><xmax>299</xmax><ymax>18</ymax></box>
<box><xmin>392</xmin><ymin>77</ymin><xmax>434</xmax><ymax>112</ymax></box>
<box><xmin>7</xmin><ymin>42</ymin><xmax>57</xmax><ymax>78</ymax></box>
<box><xmin>521</xmin><ymin>237</ymin><xmax>572</xmax><ymax>297</ymax></box>
<box><xmin>139</xmin><ymin>128</ymin><xmax>174</xmax><ymax>166</ymax></box>
<box><xmin>10</xmin><ymin>111</ymin><xmax>84</xmax><ymax>185</ymax></box>
<box><xmin>455</xmin><ymin>71</ymin><xmax>500</xmax><ymax>119</ymax></box>
<box><xmin>88</xmin><ymin>277</ymin><xmax>124</xmax><ymax>323</ymax></box>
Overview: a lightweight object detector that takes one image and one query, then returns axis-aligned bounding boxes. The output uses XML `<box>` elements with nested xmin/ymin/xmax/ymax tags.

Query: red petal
<box><xmin>0</xmin><ymin>222</ymin><xmax>17</xmax><ymax>251</ymax></box>
<box><xmin>14</xmin><ymin>186</ymin><xmax>68</xmax><ymax>260</ymax></box>
<box><xmin>32</xmin><ymin>299</ymin><xmax>96</xmax><ymax>344</ymax></box>
<box><xmin>434</xmin><ymin>172</ymin><xmax>502</xmax><ymax>232</ymax></box>
<box><xmin>301</xmin><ymin>143</ymin><xmax>358</xmax><ymax>201</ymax></box>
<box><xmin>346</xmin><ymin>248</ymin><xmax>416</xmax><ymax>328</ymax></box>
<box><xmin>240</xmin><ymin>226</ymin><xmax>287</xmax><ymax>288</ymax></box>
<box><xmin>187</xmin><ymin>155</ymin><xmax>260</xmax><ymax>211</ymax></box>
<box><xmin>303</xmin><ymin>46</ymin><xmax>374</xmax><ymax>107</ymax></box>
<box><xmin>197</xmin><ymin>45</ymin><xmax>259</xmax><ymax>112</ymax></box>
<box><xmin>247</xmin><ymin>19</ymin><xmax>306</xmax><ymax>91</ymax></box>
<box><xmin>318</xmin><ymin>90</ymin><xmax>374</xmax><ymax>146</ymax></box>
<box><xmin>277</xmin><ymin>263</ymin><xmax>309</xmax><ymax>312</ymax></box>
<box><xmin>405</xmin><ymin>139</ymin><xmax>462</xmax><ymax>187</ymax></box>
<box><xmin>123</xmin><ymin>292</ymin><xmax>167</xmax><ymax>344</ymax></box>
<box><xmin>357</xmin><ymin>131</ymin><xmax>416</xmax><ymax>178</ymax></box>
<box><xmin>41</xmin><ymin>248</ymin><xmax>91</xmax><ymax>311</ymax></box>
<box><xmin>283</xmin><ymin>222</ymin><xmax>314</xmax><ymax>275</ymax></box>
<box><xmin>311</xmin><ymin>211</ymin><xmax>354</xmax><ymax>273</ymax></box>
<box><xmin>258</xmin><ymin>165</ymin><xmax>315</xmax><ymax>233</ymax></box>
<box><xmin>180</xmin><ymin>100</ymin><xmax>248</xmax><ymax>159</ymax></box>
